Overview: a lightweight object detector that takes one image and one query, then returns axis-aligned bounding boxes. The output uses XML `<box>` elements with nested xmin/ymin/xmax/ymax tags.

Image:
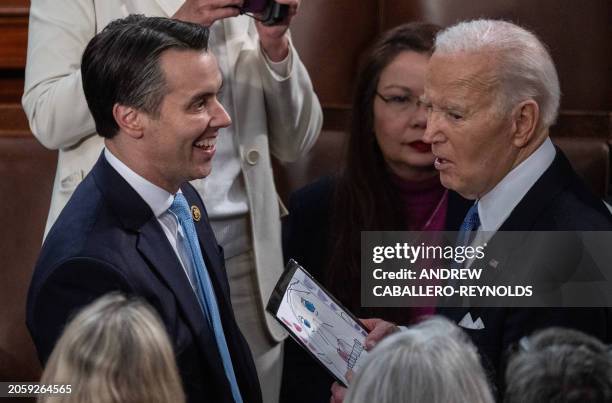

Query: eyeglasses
<box><xmin>375</xmin><ymin>91</ymin><xmax>425</xmax><ymax>113</ymax></box>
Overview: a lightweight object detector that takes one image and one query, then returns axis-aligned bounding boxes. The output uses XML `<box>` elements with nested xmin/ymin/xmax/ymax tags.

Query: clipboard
<box><xmin>266</xmin><ymin>259</ymin><xmax>370</xmax><ymax>387</ymax></box>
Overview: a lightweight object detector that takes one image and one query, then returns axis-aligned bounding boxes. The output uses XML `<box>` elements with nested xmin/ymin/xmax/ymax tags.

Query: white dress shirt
<box><xmin>478</xmin><ymin>137</ymin><xmax>556</xmax><ymax>233</ymax></box>
<box><xmin>104</xmin><ymin>148</ymin><xmax>198</xmax><ymax>291</ymax></box>
<box><xmin>463</xmin><ymin>137</ymin><xmax>557</xmax><ymax>262</ymax></box>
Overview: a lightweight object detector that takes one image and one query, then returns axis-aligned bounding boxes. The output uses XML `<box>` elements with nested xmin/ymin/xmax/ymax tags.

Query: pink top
<box><xmin>391</xmin><ymin>173</ymin><xmax>449</xmax><ymax>321</ymax></box>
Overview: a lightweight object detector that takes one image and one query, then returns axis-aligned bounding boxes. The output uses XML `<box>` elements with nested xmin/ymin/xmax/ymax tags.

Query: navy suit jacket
<box><xmin>280</xmin><ymin>175</ymin><xmax>470</xmax><ymax>403</ymax></box>
<box><xmin>437</xmin><ymin>148</ymin><xmax>612</xmax><ymax>392</ymax></box>
<box><xmin>27</xmin><ymin>154</ymin><xmax>262</xmax><ymax>403</ymax></box>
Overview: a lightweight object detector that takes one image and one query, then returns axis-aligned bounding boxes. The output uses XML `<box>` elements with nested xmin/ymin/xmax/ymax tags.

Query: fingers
<box><xmin>360</xmin><ymin>317</ymin><xmax>383</xmax><ymax>331</ymax></box>
<box><xmin>346</xmin><ymin>369</ymin><xmax>354</xmax><ymax>384</ymax></box>
<box><xmin>362</xmin><ymin>318</ymin><xmax>399</xmax><ymax>350</ymax></box>
<box><xmin>208</xmin><ymin>6</ymin><xmax>241</xmax><ymax>21</ymax></box>
<box><xmin>330</xmin><ymin>382</ymin><xmax>347</xmax><ymax>403</ymax></box>
<box><xmin>174</xmin><ymin>0</ymin><xmax>243</xmax><ymax>26</ymax></box>
<box><xmin>210</xmin><ymin>0</ymin><xmax>244</xmax><ymax>7</ymax></box>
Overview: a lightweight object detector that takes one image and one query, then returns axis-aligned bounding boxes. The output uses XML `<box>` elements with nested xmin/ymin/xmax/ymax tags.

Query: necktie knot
<box><xmin>169</xmin><ymin>193</ymin><xmax>192</xmax><ymax>224</ymax></box>
<box><xmin>460</xmin><ymin>202</ymin><xmax>480</xmax><ymax>233</ymax></box>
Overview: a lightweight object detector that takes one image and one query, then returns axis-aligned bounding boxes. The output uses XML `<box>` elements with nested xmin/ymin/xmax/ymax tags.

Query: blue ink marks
<box><xmin>302</xmin><ymin>298</ymin><xmax>316</xmax><ymax>313</ymax></box>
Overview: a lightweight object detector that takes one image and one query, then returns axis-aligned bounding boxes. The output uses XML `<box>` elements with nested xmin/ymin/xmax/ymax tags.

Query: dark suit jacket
<box><xmin>437</xmin><ymin>148</ymin><xmax>612</xmax><ymax>392</ymax></box>
<box><xmin>27</xmin><ymin>154</ymin><xmax>262</xmax><ymax>403</ymax></box>
<box><xmin>280</xmin><ymin>176</ymin><xmax>470</xmax><ymax>403</ymax></box>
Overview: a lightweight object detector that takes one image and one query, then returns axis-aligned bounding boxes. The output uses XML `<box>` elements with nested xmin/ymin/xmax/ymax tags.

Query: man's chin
<box><xmin>189</xmin><ymin>166</ymin><xmax>212</xmax><ymax>181</ymax></box>
<box><xmin>440</xmin><ymin>175</ymin><xmax>477</xmax><ymax>200</ymax></box>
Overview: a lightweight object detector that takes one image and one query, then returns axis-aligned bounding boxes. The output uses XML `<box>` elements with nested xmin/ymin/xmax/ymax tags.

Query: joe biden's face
<box><xmin>422</xmin><ymin>51</ymin><xmax>519</xmax><ymax>200</ymax></box>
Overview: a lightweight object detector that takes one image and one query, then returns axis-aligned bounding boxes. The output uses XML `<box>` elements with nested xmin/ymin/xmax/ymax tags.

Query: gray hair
<box><xmin>38</xmin><ymin>293</ymin><xmax>185</xmax><ymax>403</ymax></box>
<box><xmin>345</xmin><ymin>316</ymin><xmax>494</xmax><ymax>403</ymax></box>
<box><xmin>434</xmin><ymin>19</ymin><xmax>560</xmax><ymax>130</ymax></box>
<box><xmin>505</xmin><ymin>327</ymin><xmax>612</xmax><ymax>403</ymax></box>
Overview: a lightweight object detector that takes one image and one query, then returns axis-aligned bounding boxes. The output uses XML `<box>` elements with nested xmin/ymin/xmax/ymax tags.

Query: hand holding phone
<box><xmin>172</xmin><ymin>0</ymin><xmax>244</xmax><ymax>27</ymax></box>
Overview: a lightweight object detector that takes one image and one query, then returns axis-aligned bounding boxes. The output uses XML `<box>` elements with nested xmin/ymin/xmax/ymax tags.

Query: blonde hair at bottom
<box><xmin>38</xmin><ymin>292</ymin><xmax>185</xmax><ymax>403</ymax></box>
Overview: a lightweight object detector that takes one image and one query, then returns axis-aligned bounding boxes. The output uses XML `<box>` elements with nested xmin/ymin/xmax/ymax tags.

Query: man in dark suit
<box><xmin>422</xmin><ymin>19</ymin><xmax>612</xmax><ymax>388</ymax></box>
<box><xmin>26</xmin><ymin>15</ymin><xmax>261</xmax><ymax>403</ymax></box>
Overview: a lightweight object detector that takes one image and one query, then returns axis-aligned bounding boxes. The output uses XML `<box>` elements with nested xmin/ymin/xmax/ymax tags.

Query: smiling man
<box><xmin>26</xmin><ymin>16</ymin><xmax>261</xmax><ymax>403</ymax></box>
<box><xmin>422</xmin><ymin>19</ymin><xmax>612</xmax><ymax>388</ymax></box>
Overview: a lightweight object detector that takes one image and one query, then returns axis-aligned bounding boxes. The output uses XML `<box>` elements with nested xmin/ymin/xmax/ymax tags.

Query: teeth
<box><xmin>195</xmin><ymin>137</ymin><xmax>216</xmax><ymax>150</ymax></box>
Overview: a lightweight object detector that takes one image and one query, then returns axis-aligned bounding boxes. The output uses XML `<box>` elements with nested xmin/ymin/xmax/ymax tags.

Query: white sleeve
<box><xmin>256</xmin><ymin>32</ymin><xmax>323</xmax><ymax>163</ymax></box>
<box><xmin>21</xmin><ymin>0</ymin><xmax>97</xmax><ymax>150</ymax></box>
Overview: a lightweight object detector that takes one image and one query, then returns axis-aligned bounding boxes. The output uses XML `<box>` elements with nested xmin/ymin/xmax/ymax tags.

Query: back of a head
<box><xmin>345</xmin><ymin>317</ymin><xmax>494</xmax><ymax>403</ymax></box>
<box><xmin>38</xmin><ymin>293</ymin><xmax>185</xmax><ymax>403</ymax></box>
<box><xmin>433</xmin><ymin>19</ymin><xmax>560</xmax><ymax>131</ymax></box>
<box><xmin>505</xmin><ymin>327</ymin><xmax>612</xmax><ymax>403</ymax></box>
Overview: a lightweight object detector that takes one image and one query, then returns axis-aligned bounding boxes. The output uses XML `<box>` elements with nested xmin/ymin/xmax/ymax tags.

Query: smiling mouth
<box><xmin>194</xmin><ymin>137</ymin><xmax>216</xmax><ymax>151</ymax></box>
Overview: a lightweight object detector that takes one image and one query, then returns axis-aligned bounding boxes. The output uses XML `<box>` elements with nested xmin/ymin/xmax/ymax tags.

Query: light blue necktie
<box><xmin>169</xmin><ymin>193</ymin><xmax>243</xmax><ymax>403</ymax></box>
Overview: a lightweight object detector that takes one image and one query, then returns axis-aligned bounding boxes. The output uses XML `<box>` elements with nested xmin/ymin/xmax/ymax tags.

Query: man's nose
<box><xmin>213</xmin><ymin>100</ymin><xmax>231</xmax><ymax>129</ymax></box>
<box><xmin>422</xmin><ymin>111</ymin><xmax>442</xmax><ymax>144</ymax></box>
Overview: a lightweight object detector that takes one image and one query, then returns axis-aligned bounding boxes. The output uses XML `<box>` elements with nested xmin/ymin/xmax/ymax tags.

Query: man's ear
<box><xmin>112</xmin><ymin>103</ymin><xmax>145</xmax><ymax>139</ymax></box>
<box><xmin>511</xmin><ymin>99</ymin><xmax>539</xmax><ymax>148</ymax></box>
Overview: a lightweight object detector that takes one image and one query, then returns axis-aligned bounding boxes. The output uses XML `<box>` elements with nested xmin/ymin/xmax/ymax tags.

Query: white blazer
<box><xmin>22</xmin><ymin>0</ymin><xmax>323</xmax><ymax>341</ymax></box>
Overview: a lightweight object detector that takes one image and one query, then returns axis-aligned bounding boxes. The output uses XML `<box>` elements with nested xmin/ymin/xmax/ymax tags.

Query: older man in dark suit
<box><xmin>422</xmin><ymin>19</ymin><xmax>612</xmax><ymax>387</ymax></box>
<box><xmin>26</xmin><ymin>15</ymin><xmax>261</xmax><ymax>403</ymax></box>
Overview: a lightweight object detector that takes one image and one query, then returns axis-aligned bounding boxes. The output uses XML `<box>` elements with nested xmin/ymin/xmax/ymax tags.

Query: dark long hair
<box><xmin>326</xmin><ymin>22</ymin><xmax>441</xmax><ymax>323</ymax></box>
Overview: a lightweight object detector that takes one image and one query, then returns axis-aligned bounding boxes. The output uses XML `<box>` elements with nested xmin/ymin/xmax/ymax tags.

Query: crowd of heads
<box><xmin>344</xmin><ymin>317</ymin><xmax>612</xmax><ymax>403</ymax></box>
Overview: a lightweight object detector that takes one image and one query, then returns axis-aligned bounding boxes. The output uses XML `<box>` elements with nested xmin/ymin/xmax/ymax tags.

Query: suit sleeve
<box><xmin>255</xmin><ymin>27</ymin><xmax>323</xmax><ymax>163</ymax></box>
<box><xmin>21</xmin><ymin>0</ymin><xmax>97</xmax><ymax>150</ymax></box>
<box><xmin>27</xmin><ymin>258</ymin><xmax>135</xmax><ymax>365</ymax></box>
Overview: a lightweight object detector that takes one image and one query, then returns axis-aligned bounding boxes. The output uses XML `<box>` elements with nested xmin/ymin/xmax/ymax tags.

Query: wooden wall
<box><xmin>0</xmin><ymin>0</ymin><xmax>610</xmax><ymax>136</ymax></box>
<box><xmin>290</xmin><ymin>0</ymin><xmax>612</xmax><ymax>136</ymax></box>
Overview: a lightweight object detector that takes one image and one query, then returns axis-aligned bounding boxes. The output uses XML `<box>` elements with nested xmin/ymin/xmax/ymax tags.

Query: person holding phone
<box><xmin>23</xmin><ymin>1</ymin><xmax>322</xmax><ymax>402</ymax></box>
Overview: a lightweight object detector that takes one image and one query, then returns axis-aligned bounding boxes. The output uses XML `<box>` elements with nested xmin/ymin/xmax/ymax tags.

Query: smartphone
<box><xmin>241</xmin><ymin>0</ymin><xmax>288</xmax><ymax>25</ymax></box>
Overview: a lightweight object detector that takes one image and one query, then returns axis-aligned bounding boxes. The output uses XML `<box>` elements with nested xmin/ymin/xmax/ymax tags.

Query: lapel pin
<box><xmin>191</xmin><ymin>205</ymin><xmax>201</xmax><ymax>222</ymax></box>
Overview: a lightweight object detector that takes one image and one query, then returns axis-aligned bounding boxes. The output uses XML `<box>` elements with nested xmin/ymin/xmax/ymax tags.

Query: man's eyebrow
<box><xmin>186</xmin><ymin>79</ymin><xmax>223</xmax><ymax>105</ymax></box>
<box><xmin>187</xmin><ymin>91</ymin><xmax>211</xmax><ymax>105</ymax></box>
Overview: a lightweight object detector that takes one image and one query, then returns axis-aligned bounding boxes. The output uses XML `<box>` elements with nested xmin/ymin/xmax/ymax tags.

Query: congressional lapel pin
<box><xmin>191</xmin><ymin>205</ymin><xmax>201</xmax><ymax>222</ymax></box>
<box><xmin>489</xmin><ymin>259</ymin><xmax>499</xmax><ymax>269</ymax></box>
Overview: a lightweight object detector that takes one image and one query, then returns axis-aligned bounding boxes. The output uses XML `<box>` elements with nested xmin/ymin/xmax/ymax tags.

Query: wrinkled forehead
<box><xmin>424</xmin><ymin>51</ymin><xmax>500</xmax><ymax>104</ymax></box>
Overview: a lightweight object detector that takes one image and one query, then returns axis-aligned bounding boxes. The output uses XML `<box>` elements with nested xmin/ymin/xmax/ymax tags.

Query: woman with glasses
<box><xmin>280</xmin><ymin>22</ymin><xmax>471</xmax><ymax>403</ymax></box>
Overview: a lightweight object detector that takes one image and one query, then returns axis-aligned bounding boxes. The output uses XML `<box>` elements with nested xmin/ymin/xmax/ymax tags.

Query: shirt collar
<box><xmin>478</xmin><ymin>137</ymin><xmax>556</xmax><ymax>232</ymax></box>
<box><xmin>104</xmin><ymin>148</ymin><xmax>174</xmax><ymax>218</ymax></box>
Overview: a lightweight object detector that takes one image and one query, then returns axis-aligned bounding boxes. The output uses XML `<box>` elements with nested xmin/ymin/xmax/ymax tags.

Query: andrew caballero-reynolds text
<box><xmin>369</xmin><ymin>243</ymin><xmax>533</xmax><ymax>299</ymax></box>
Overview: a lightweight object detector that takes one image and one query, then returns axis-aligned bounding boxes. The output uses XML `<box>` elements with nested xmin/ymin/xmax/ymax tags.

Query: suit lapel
<box><xmin>136</xmin><ymin>219</ymin><xmax>227</xmax><ymax>368</ymax></box>
<box><xmin>93</xmin><ymin>154</ymin><xmax>228</xmax><ymax>384</ymax></box>
<box><xmin>499</xmin><ymin>148</ymin><xmax>570</xmax><ymax>231</ymax></box>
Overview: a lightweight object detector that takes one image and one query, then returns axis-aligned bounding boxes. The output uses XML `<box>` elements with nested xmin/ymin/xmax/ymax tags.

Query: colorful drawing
<box><xmin>276</xmin><ymin>269</ymin><xmax>368</xmax><ymax>383</ymax></box>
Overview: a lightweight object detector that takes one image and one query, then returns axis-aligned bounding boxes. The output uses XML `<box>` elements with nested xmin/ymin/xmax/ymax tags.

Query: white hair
<box><xmin>434</xmin><ymin>19</ymin><xmax>560</xmax><ymax>129</ymax></box>
<box><xmin>345</xmin><ymin>316</ymin><xmax>494</xmax><ymax>403</ymax></box>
